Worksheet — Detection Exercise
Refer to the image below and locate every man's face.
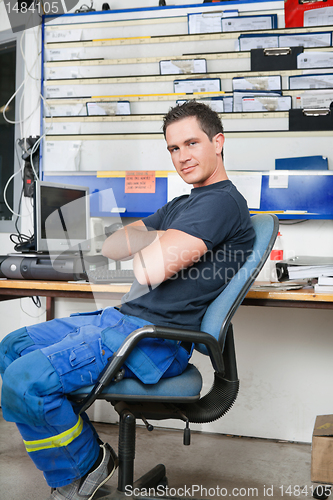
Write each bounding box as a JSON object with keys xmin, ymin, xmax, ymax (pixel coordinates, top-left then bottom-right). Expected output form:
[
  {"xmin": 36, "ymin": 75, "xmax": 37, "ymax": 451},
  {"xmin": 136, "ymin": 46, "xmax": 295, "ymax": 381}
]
[{"xmin": 165, "ymin": 116, "xmax": 224, "ymax": 188}]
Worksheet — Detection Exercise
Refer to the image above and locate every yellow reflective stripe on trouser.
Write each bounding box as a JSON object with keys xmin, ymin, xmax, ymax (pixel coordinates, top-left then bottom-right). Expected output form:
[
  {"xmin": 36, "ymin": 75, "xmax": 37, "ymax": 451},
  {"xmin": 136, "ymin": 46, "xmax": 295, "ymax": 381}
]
[{"xmin": 23, "ymin": 416, "xmax": 84, "ymax": 453}]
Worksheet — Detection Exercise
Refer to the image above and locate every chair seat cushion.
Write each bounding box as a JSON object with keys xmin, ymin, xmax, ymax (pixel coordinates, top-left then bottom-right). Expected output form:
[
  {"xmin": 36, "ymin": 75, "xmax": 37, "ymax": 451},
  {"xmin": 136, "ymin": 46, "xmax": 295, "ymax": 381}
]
[{"xmin": 71, "ymin": 363, "xmax": 202, "ymax": 402}]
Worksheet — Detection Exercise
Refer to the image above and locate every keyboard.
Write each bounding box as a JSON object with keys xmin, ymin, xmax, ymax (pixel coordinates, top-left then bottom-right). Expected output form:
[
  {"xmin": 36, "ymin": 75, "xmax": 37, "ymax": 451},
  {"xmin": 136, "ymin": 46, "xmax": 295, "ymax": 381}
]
[{"xmin": 86, "ymin": 268, "xmax": 135, "ymax": 284}]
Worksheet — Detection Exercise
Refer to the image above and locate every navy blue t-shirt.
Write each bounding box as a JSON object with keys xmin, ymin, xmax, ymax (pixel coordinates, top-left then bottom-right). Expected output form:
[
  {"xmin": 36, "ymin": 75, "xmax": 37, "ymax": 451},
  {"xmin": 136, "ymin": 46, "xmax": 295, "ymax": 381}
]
[{"xmin": 120, "ymin": 180, "xmax": 255, "ymax": 330}]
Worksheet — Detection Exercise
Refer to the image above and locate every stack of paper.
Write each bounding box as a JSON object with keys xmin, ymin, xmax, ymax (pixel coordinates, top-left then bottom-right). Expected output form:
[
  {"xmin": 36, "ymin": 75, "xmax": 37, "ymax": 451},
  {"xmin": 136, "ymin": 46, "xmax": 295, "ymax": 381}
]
[
  {"xmin": 314, "ymin": 275, "xmax": 333, "ymax": 293},
  {"xmin": 284, "ymin": 256, "xmax": 333, "ymax": 292},
  {"xmin": 251, "ymin": 281, "xmax": 307, "ymax": 291},
  {"xmin": 288, "ymin": 265, "xmax": 333, "ymax": 280}
]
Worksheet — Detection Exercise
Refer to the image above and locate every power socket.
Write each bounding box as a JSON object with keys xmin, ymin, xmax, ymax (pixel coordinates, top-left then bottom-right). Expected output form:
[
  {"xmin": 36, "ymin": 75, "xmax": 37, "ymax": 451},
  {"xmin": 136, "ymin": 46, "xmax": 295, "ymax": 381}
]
[
  {"xmin": 23, "ymin": 164, "xmax": 35, "ymax": 198},
  {"xmin": 18, "ymin": 136, "xmax": 40, "ymax": 197}
]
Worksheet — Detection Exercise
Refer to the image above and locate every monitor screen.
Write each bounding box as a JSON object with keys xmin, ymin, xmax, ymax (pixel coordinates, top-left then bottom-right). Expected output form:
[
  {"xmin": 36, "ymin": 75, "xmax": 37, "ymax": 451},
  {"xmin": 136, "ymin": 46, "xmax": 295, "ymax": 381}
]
[{"xmin": 34, "ymin": 181, "xmax": 91, "ymax": 254}]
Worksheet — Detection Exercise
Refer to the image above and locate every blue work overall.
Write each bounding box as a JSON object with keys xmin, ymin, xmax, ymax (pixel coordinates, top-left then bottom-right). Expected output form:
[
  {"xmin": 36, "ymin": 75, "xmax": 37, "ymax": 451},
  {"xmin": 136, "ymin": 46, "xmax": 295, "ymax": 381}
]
[{"xmin": 0, "ymin": 307, "xmax": 190, "ymax": 488}]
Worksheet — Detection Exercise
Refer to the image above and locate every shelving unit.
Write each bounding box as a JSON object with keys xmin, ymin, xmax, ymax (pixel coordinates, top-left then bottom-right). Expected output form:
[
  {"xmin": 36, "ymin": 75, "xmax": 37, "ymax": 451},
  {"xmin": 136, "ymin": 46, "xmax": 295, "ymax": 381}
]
[{"xmin": 41, "ymin": 1, "xmax": 333, "ymax": 218}]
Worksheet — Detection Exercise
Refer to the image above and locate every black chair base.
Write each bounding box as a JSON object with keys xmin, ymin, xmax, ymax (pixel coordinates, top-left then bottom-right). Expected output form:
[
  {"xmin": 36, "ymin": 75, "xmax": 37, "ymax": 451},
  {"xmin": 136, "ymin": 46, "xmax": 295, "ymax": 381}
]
[{"xmin": 93, "ymin": 463, "xmax": 167, "ymax": 500}]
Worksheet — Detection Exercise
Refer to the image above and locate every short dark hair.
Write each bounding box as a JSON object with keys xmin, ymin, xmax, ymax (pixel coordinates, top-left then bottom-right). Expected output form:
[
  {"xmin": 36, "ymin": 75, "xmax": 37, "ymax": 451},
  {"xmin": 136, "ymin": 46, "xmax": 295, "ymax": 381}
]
[{"xmin": 162, "ymin": 100, "xmax": 224, "ymax": 140}]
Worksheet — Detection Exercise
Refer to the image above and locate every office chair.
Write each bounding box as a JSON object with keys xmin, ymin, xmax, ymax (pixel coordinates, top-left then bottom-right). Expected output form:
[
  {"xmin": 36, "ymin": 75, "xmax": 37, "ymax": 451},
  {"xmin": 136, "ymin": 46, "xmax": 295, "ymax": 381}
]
[{"xmin": 72, "ymin": 213, "xmax": 279, "ymax": 499}]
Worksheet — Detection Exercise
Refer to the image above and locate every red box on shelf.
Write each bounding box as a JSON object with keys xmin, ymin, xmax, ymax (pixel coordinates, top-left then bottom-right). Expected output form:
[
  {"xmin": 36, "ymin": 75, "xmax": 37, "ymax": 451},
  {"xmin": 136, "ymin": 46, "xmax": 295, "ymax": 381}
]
[{"xmin": 285, "ymin": 0, "xmax": 333, "ymax": 28}]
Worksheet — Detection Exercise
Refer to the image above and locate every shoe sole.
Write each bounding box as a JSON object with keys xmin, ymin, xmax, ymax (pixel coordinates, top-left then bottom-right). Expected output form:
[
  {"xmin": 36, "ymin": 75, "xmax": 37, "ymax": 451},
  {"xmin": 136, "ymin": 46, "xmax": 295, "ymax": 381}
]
[{"xmin": 88, "ymin": 446, "xmax": 119, "ymax": 500}]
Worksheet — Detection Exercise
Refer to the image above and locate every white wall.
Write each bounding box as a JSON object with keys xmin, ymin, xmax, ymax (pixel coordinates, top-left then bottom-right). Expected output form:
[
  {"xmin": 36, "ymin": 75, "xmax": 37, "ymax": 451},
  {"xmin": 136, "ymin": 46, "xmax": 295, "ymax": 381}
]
[{"xmin": 0, "ymin": 1, "xmax": 332, "ymax": 444}]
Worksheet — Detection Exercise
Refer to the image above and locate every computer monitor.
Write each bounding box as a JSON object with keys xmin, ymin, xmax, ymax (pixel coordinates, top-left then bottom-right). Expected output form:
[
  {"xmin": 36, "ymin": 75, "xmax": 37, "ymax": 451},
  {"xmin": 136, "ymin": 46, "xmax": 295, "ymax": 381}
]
[{"xmin": 34, "ymin": 180, "xmax": 91, "ymax": 254}]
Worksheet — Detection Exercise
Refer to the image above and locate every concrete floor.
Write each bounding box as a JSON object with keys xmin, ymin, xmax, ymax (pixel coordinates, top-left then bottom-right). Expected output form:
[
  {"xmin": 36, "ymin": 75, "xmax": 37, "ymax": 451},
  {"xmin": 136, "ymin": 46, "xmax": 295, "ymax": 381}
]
[{"xmin": 0, "ymin": 409, "xmax": 319, "ymax": 500}]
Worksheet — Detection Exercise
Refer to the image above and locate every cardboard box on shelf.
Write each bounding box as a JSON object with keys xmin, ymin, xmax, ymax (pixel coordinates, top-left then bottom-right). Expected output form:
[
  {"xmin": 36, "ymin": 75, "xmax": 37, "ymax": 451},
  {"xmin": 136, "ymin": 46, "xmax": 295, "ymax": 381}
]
[{"xmin": 311, "ymin": 415, "xmax": 333, "ymax": 484}]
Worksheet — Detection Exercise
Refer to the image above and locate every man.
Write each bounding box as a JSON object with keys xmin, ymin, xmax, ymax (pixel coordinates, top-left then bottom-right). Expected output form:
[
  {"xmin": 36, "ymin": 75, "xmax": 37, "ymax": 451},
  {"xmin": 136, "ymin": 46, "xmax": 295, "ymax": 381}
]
[{"xmin": 0, "ymin": 101, "xmax": 255, "ymax": 500}]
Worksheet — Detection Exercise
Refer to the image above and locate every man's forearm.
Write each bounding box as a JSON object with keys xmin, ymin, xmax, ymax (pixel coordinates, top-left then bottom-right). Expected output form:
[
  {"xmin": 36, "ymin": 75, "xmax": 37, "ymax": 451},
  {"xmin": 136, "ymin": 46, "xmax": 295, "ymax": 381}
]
[{"xmin": 102, "ymin": 224, "xmax": 163, "ymax": 261}]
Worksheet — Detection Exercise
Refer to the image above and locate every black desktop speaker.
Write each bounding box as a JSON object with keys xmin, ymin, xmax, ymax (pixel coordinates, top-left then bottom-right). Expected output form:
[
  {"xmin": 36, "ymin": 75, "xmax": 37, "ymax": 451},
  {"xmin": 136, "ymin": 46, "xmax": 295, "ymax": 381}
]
[
  {"xmin": 0, "ymin": 255, "xmax": 85, "ymax": 281},
  {"xmin": 0, "ymin": 256, "xmax": 9, "ymax": 278}
]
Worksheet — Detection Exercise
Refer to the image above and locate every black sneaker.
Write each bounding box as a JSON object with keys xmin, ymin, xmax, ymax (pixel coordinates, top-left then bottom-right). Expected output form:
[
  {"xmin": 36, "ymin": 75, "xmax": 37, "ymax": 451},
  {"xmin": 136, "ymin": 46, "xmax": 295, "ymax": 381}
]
[{"xmin": 48, "ymin": 443, "xmax": 118, "ymax": 500}]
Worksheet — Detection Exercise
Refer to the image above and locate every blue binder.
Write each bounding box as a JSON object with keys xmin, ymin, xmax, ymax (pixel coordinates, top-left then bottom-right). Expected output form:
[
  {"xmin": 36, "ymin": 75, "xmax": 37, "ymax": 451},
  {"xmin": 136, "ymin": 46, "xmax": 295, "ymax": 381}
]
[{"xmin": 275, "ymin": 156, "xmax": 328, "ymax": 170}]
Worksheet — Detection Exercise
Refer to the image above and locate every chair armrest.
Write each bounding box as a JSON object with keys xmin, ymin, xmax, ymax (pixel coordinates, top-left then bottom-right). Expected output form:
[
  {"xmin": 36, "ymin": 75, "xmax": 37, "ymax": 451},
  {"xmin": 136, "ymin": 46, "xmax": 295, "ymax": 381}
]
[{"xmin": 77, "ymin": 324, "xmax": 224, "ymax": 414}]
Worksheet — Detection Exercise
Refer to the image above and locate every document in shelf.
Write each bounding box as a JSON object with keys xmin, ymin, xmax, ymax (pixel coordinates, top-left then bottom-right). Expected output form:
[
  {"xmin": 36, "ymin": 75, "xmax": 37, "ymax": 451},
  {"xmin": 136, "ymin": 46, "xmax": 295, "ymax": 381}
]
[
  {"xmin": 297, "ymin": 52, "xmax": 333, "ymax": 69},
  {"xmin": 289, "ymin": 73, "xmax": 333, "ymax": 90},
  {"xmin": 173, "ymin": 78, "xmax": 221, "ymax": 94},
  {"xmin": 159, "ymin": 59, "xmax": 207, "ymax": 75},
  {"xmin": 233, "ymin": 90, "xmax": 281, "ymax": 112},
  {"xmin": 295, "ymin": 90, "xmax": 333, "ymax": 109},
  {"xmin": 222, "ymin": 14, "xmax": 277, "ymax": 32},
  {"xmin": 44, "ymin": 141, "xmax": 82, "ymax": 172},
  {"xmin": 177, "ymin": 97, "xmax": 224, "ymax": 112},
  {"xmin": 44, "ymin": 28, "xmax": 83, "ymax": 43},
  {"xmin": 187, "ymin": 11, "xmax": 238, "ymax": 34},
  {"xmin": 238, "ymin": 34, "xmax": 279, "ymax": 51},
  {"xmin": 242, "ymin": 95, "xmax": 292, "ymax": 112},
  {"xmin": 86, "ymin": 101, "xmax": 131, "ymax": 116},
  {"xmin": 278, "ymin": 32, "xmax": 332, "ymax": 48},
  {"xmin": 45, "ymin": 102, "xmax": 87, "ymax": 117},
  {"xmin": 232, "ymin": 75, "xmax": 282, "ymax": 91},
  {"xmin": 223, "ymin": 95, "xmax": 233, "ymax": 112},
  {"xmin": 304, "ymin": 6, "xmax": 333, "ymax": 27}
]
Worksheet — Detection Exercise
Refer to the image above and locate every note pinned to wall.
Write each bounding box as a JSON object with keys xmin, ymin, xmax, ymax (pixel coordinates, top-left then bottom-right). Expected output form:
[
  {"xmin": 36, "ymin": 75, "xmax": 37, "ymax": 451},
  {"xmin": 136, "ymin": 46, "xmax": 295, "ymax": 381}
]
[
  {"xmin": 228, "ymin": 173, "xmax": 262, "ymax": 209},
  {"xmin": 167, "ymin": 173, "xmax": 191, "ymax": 201},
  {"xmin": 125, "ymin": 171, "xmax": 156, "ymax": 193},
  {"xmin": 269, "ymin": 172, "xmax": 289, "ymax": 189}
]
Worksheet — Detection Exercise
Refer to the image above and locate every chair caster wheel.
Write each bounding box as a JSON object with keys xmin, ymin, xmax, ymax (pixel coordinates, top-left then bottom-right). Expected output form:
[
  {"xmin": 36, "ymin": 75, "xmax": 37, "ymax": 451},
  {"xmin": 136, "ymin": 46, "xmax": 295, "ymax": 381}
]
[{"xmin": 313, "ymin": 485, "xmax": 332, "ymax": 499}]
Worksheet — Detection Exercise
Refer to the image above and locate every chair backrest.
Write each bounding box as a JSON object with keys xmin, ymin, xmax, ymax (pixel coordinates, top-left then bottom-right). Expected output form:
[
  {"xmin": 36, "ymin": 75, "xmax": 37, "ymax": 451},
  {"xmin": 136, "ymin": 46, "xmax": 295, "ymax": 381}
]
[{"xmin": 197, "ymin": 214, "xmax": 279, "ymax": 354}]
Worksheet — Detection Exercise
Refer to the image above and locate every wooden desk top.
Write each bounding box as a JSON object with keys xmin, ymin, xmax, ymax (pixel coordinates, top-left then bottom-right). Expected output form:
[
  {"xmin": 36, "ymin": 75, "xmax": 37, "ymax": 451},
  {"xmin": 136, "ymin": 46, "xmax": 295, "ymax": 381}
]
[
  {"xmin": 246, "ymin": 286, "xmax": 333, "ymax": 303},
  {"xmin": 0, "ymin": 279, "xmax": 332, "ymax": 309},
  {"xmin": 0, "ymin": 279, "xmax": 130, "ymax": 295}
]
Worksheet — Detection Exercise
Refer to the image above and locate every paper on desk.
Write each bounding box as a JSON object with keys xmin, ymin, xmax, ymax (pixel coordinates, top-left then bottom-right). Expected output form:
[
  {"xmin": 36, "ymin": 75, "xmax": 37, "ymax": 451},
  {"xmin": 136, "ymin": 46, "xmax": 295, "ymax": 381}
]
[
  {"xmin": 304, "ymin": 6, "xmax": 333, "ymax": 27},
  {"xmin": 297, "ymin": 52, "xmax": 333, "ymax": 69},
  {"xmin": 228, "ymin": 173, "xmax": 262, "ymax": 209},
  {"xmin": 279, "ymin": 32, "xmax": 332, "ymax": 48},
  {"xmin": 251, "ymin": 281, "xmax": 306, "ymax": 291},
  {"xmin": 289, "ymin": 73, "xmax": 333, "ymax": 90}
]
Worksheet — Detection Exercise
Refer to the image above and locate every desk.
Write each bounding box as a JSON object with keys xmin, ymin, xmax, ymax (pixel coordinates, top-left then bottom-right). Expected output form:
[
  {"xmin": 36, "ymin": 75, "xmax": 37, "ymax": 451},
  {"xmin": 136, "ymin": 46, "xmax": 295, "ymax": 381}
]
[
  {"xmin": 244, "ymin": 286, "xmax": 333, "ymax": 310},
  {"xmin": 0, "ymin": 280, "xmax": 332, "ymax": 321},
  {"xmin": 0, "ymin": 280, "xmax": 130, "ymax": 321}
]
